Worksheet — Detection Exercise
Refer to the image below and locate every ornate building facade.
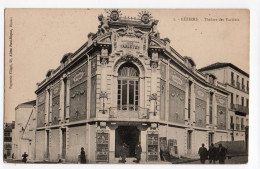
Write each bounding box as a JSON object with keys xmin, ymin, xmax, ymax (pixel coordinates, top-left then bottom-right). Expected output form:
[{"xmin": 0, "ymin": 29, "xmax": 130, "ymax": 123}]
[{"xmin": 35, "ymin": 10, "xmax": 230, "ymax": 163}]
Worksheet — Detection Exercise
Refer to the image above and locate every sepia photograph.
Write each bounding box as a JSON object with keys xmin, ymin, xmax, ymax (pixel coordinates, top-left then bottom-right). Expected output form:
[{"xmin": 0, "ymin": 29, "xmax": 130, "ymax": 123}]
[{"xmin": 3, "ymin": 8, "xmax": 250, "ymax": 165}]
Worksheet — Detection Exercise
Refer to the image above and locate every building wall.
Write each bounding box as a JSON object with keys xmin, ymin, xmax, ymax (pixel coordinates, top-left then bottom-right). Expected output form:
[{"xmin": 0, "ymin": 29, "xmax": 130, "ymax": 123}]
[
  {"xmin": 66, "ymin": 125, "xmax": 87, "ymax": 163},
  {"xmin": 35, "ymin": 130, "xmax": 45, "ymax": 160},
  {"xmin": 49, "ymin": 129, "xmax": 60, "ymax": 162}
]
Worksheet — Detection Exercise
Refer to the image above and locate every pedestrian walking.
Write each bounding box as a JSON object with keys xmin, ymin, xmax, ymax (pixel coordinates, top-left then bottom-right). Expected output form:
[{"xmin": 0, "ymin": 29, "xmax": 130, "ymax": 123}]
[
  {"xmin": 217, "ymin": 144, "xmax": 227, "ymax": 164},
  {"xmin": 22, "ymin": 152, "xmax": 28, "ymax": 163},
  {"xmin": 198, "ymin": 143, "xmax": 208, "ymax": 164},
  {"xmin": 208, "ymin": 143, "xmax": 217, "ymax": 164},
  {"xmin": 80, "ymin": 147, "xmax": 87, "ymax": 164},
  {"xmin": 120, "ymin": 143, "xmax": 127, "ymax": 163},
  {"xmin": 135, "ymin": 142, "xmax": 142, "ymax": 163}
]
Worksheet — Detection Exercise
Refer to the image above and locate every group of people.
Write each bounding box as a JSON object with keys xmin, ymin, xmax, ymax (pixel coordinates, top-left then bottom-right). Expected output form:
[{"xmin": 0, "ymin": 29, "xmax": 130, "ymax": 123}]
[
  {"xmin": 120, "ymin": 142, "xmax": 142, "ymax": 163},
  {"xmin": 198, "ymin": 143, "xmax": 227, "ymax": 164}
]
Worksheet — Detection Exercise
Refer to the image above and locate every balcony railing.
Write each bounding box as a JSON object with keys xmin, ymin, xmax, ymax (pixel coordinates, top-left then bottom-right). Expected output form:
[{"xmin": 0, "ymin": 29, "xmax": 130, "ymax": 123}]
[
  {"xmin": 230, "ymin": 104, "xmax": 249, "ymax": 114},
  {"xmin": 109, "ymin": 105, "xmax": 149, "ymax": 119},
  {"xmin": 236, "ymin": 124, "xmax": 240, "ymax": 130},
  {"xmin": 236, "ymin": 82, "xmax": 240, "ymax": 90},
  {"xmin": 241, "ymin": 124, "xmax": 245, "ymax": 130},
  {"xmin": 242, "ymin": 85, "xmax": 245, "ymax": 91},
  {"xmin": 230, "ymin": 123, "xmax": 234, "ymax": 130},
  {"xmin": 231, "ymin": 80, "xmax": 235, "ymax": 87}
]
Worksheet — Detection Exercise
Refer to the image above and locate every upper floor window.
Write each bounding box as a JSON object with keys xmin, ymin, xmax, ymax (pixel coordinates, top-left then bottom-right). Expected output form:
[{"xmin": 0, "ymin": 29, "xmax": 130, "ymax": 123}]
[
  {"xmin": 247, "ymin": 81, "xmax": 249, "ymax": 92},
  {"xmin": 236, "ymin": 95, "xmax": 239, "ymax": 104},
  {"xmin": 117, "ymin": 63, "xmax": 139, "ymax": 111},
  {"xmin": 246, "ymin": 99, "xmax": 249, "ymax": 107},
  {"xmin": 231, "ymin": 72, "xmax": 235, "ymax": 86},
  {"xmin": 230, "ymin": 93, "xmax": 233, "ymax": 104},
  {"xmin": 188, "ymin": 81, "xmax": 192, "ymax": 119},
  {"xmin": 241, "ymin": 97, "xmax": 244, "ymax": 106},
  {"xmin": 209, "ymin": 92, "xmax": 213, "ymax": 124}
]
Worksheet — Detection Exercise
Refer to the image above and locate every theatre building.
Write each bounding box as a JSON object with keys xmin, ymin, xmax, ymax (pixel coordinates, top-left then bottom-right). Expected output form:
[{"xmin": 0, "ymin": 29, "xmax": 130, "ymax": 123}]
[{"xmin": 35, "ymin": 11, "xmax": 230, "ymax": 163}]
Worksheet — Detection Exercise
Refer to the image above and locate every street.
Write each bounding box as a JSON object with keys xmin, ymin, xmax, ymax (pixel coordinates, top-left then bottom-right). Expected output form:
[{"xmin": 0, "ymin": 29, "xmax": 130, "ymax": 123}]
[{"xmin": 184, "ymin": 155, "xmax": 248, "ymax": 164}]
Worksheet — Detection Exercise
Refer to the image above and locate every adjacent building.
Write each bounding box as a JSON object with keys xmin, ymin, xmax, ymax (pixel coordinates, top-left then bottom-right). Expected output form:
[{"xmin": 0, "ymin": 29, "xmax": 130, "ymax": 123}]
[
  {"xmin": 4, "ymin": 122, "xmax": 15, "ymax": 159},
  {"xmin": 12, "ymin": 100, "xmax": 36, "ymax": 161},
  {"xmin": 34, "ymin": 11, "xmax": 236, "ymax": 163},
  {"xmin": 199, "ymin": 62, "xmax": 249, "ymax": 154}
]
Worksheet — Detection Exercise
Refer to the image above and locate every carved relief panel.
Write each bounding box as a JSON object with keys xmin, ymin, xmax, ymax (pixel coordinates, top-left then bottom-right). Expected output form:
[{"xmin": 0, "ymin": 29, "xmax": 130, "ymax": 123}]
[
  {"xmin": 195, "ymin": 98, "xmax": 207, "ymax": 128},
  {"xmin": 216, "ymin": 94, "xmax": 227, "ymax": 107},
  {"xmin": 168, "ymin": 84, "xmax": 185, "ymax": 124},
  {"xmin": 70, "ymin": 64, "xmax": 88, "ymax": 89},
  {"xmin": 194, "ymin": 84, "xmax": 209, "ymax": 101},
  {"xmin": 37, "ymin": 92, "xmax": 46, "ymax": 127},
  {"xmin": 160, "ymin": 62, "xmax": 166, "ymax": 80},
  {"xmin": 169, "ymin": 68, "xmax": 186, "ymax": 91},
  {"xmin": 217, "ymin": 105, "xmax": 227, "ymax": 130},
  {"xmin": 70, "ymin": 81, "xmax": 87, "ymax": 122},
  {"xmin": 194, "ymin": 84, "xmax": 208, "ymax": 128},
  {"xmin": 112, "ymin": 26, "xmax": 148, "ymax": 56}
]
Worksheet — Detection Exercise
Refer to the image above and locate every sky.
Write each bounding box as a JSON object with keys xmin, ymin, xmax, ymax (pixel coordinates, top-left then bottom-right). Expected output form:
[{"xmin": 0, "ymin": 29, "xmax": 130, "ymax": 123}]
[{"xmin": 4, "ymin": 9, "xmax": 249, "ymax": 122}]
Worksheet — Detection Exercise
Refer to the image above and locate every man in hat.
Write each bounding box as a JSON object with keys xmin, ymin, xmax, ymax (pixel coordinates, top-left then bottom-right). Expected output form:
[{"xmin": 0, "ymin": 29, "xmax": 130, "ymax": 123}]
[
  {"xmin": 135, "ymin": 142, "xmax": 142, "ymax": 163},
  {"xmin": 208, "ymin": 143, "xmax": 217, "ymax": 164},
  {"xmin": 80, "ymin": 147, "xmax": 87, "ymax": 164},
  {"xmin": 120, "ymin": 143, "xmax": 127, "ymax": 163},
  {"xmin": 218, "ymin": 144, "xmax": 227, "ymax": 164},
  {"xmin": 198, "ymin": 143, "xmax": 208, "ymax": 164},
  {"xmin": 22, "ymin": 152, "xmax": 28, "ymax": 163}
]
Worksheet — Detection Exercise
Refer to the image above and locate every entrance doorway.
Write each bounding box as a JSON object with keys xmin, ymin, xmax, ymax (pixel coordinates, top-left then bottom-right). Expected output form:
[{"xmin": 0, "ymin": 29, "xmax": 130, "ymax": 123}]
[{"xmin": 115, "ymin": 126, "xmax": 140, "ymax": 157}]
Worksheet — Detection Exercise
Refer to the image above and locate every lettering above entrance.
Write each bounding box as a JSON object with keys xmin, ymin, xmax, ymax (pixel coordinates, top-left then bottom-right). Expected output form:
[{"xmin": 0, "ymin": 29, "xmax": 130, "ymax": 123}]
[{"xmin": 112, "ymin": 26, "xmax": 148, "ymax": 55}]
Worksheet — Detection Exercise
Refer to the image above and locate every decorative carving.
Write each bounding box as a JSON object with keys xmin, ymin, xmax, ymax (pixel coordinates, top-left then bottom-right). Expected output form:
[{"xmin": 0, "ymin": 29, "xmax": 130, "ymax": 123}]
[
  {"xmin": 138, "ymin": 11, "xmax": 153, "ymax": 24},
  {"xmin": 100, "ymin": 57, "xmax": 109, "ymax": 65},
  {"xmin": 116, "ymin": 26, "xmax": 144, "ymax": 38},
  {"xmin": 149, "ymin": 93, "xmax": 158, "ymax": 101},
  {"xmin": 150, "ymin": 20, "xmax": 160, "ymax": 38},
  {"xmin": 70, "ymin": 64, "xmax": 88, "ymax": 88},
  {"xmin": 195, "ymin": 98, "xmax": 206, "ymax": 128},
  {"xmin": 160, "ymin": 62, "xmax": 166, "ymax": 80},
  {"xmin": 169, "ymin": 68, "xmax": 186, "ymax": 91},
  {"xmin": 105, "ymin": 9, "xmax": 121, "ymax": 21},
  {"xmin": 99, "ymin": 91, "xmax": 108, "ymax": 99},
  {"xmin": 217, "ymin": 105, "xmax": 226, "ymax": 130},
  {"xmin": 150, "ymin": 60, "xmax": 159, "ymax": 69},
  {"xmin": 70, "ymin": 82, "xmax": 87, "ymax": 122},
  {"xmin": 98, "ymin": 14, "xmax": 109, "ymax": 35},
  {"xmin": 71, "ymin": 88, "xmax": 86, "ymax": 100},
  {"xmin": 216, "ymin": 94, "xmax": 227, "ymax": 107},
  {"xmin": 91, "ymin": 58, "xmax": 97, "ymax": 77}
]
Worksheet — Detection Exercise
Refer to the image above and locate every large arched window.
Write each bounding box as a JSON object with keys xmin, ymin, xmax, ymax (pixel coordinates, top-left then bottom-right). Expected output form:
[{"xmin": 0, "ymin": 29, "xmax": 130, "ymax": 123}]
[{"xmin": 117, "ymin": 63, "xmax": 139, "ymax": 111}]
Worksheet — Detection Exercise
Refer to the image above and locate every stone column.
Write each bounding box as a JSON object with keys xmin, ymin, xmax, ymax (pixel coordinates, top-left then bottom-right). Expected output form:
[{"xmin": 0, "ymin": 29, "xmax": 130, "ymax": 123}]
[
  {"xmin": 109, "ymin": 125, "xmax": 117, "ymax": 163},
  {"xmin": 99, "ymin": 47, "xmax": 109, "ymax": 114},
  {"xmin": 45, "ymin": 87, "xmax": 50, "ymax": 125},
  {"xmin": 59, "ymin": 77, "xmax": 64, "ymax": 121},
  {"xmin": 206, "ymin": 91, "xmax": 210, "ymax": 126},
  {"xmin": 149, "ymin": 50, "xmax": 159, "ymax": 119},
  {"xmin": 191, "ymin": 81, "xmax": 196, "ymax": 124},
  {"xmin": 184, "ymin": 79, "xmax": 189, "ymax": 122},
  {"xmin": 49, "ymin": 86, "xmax": 53, "ymax": 124},
  {"xmin": 65, "ymin": 74, "xmax": 70, "ymax": 120},
  {"xmin": 213, "ymin": 92, "xmax": 217, "ymax": 127}
]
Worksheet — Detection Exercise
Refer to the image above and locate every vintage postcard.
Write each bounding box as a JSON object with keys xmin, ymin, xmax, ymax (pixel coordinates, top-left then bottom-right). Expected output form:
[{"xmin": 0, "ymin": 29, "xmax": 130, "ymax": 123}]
[{"xmin": 4, "ymin": 9, "xmax": 249, "ymax": 164}]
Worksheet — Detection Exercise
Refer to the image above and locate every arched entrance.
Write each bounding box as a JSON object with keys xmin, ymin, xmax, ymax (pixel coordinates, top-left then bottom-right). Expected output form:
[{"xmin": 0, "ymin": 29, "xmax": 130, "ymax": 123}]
[{"xmin": 115, "ymin": 126, "xmax": 140, "ymax": 157}]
